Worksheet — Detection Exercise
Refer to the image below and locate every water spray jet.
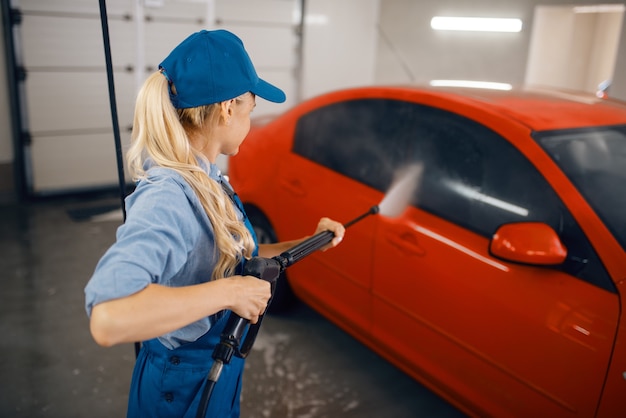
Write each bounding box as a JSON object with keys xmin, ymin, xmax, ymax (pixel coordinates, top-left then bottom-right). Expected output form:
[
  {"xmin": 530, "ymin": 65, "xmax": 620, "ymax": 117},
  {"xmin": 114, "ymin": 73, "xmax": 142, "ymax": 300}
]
[{"xmin": 281, "ymin": 163, "xmax": 423, "ymax": 264}]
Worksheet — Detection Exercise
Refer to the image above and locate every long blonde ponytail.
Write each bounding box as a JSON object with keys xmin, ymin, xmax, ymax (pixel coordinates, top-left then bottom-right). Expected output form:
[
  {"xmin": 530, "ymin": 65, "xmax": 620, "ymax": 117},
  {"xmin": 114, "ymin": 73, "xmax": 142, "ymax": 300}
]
[{"xmin": 126, "ymin": 71, "xmax": 255, "ymax": 281}]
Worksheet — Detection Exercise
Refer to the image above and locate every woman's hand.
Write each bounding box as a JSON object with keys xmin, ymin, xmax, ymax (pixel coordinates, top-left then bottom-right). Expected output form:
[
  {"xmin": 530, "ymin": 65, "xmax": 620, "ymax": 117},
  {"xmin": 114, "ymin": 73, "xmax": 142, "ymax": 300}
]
[
  {"xmin": 314, "ymin": 217, "xmax": 345, "ymax": 251},
  {"xmin": 226, "ymin": 275, "xmax": 272, "ymax": 324},
  {"xmin": 257, "ymin": 216, "xmax": 346, "ymax": 258}
]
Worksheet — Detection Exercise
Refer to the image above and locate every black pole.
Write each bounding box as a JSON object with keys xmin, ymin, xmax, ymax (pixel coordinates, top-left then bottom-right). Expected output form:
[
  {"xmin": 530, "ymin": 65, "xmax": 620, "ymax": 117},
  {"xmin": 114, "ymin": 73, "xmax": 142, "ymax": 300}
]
[
  {"xmin": 98, "ymin": 0, "xmax": 127, "ymax": 221},
  {"xmin": 98, "ymin": 0, "xmax": 138, "ymax": 357},
  {"xmin": 2, "ymin": 1, "xmax": 28, "ymax": 200}
]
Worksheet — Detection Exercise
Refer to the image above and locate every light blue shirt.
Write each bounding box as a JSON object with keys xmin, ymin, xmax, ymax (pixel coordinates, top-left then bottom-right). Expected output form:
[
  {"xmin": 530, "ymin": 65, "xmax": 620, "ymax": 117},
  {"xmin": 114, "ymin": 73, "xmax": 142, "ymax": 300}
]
[{"xmin": 84, "ymin": 162, "xmax": 247, "ymax": 349}]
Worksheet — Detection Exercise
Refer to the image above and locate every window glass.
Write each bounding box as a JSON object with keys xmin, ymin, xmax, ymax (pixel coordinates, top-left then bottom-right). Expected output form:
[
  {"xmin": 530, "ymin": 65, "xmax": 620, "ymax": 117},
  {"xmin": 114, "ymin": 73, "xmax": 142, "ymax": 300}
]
[
  {"xmin": 293, "ymin": 98, "xmax": 614, "ymax": 292},
  {"xmin": 534, "ymin": 125, "xmax": 626, "ymax": 251},
  {"xmin": 293, "ymin": 99, "xmax": 399, "ymax": 192}
]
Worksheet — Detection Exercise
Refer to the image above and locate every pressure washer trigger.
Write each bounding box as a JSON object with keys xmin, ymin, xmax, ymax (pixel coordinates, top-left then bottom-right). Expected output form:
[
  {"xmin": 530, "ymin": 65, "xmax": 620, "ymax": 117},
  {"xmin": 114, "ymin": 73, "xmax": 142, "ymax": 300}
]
[{"xmin": 236, "ymin": 256, "xmax": 283, "ymax": 358}]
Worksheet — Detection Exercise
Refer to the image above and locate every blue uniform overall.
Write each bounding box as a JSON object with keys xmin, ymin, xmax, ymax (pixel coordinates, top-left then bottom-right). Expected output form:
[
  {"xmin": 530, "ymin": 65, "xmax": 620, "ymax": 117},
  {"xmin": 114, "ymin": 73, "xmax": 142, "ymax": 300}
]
[
  {"xmin": 128, "ymin": 311, "xmax": 245, "ymax": 417},
  {"xmin": 85, "ymin": 161, "xmax": 258, "ymax": 418}
]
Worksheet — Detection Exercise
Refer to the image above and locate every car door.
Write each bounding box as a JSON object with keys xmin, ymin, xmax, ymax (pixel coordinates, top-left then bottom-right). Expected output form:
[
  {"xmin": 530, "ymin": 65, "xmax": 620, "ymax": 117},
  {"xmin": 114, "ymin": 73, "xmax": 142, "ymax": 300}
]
[
  {"xmin": 273, "ymin": 98, "xmax": 400, "ymax": 336},
  {"xmin": 369, "ymin": 102, "xmax": 620, "ymax": 417}
]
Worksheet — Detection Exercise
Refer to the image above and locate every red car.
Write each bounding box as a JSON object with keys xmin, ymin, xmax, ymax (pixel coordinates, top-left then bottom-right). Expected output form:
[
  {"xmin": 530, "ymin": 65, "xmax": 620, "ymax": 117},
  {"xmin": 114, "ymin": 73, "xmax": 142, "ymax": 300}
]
[{"xmin": 228, "ymin": 86, "xmax": 626, "ymax": 418}]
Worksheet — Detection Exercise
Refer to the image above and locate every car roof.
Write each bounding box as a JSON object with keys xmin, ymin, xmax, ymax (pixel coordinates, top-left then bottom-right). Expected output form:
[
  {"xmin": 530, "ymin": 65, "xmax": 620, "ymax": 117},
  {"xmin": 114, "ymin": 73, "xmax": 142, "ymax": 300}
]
[
  {"xmin": 439, "ymin": 86, "xmax": 626, "ymax": 131},
  {"xmin": 320, "ymin": 85, "xmax": 626, "ymax": 132}
]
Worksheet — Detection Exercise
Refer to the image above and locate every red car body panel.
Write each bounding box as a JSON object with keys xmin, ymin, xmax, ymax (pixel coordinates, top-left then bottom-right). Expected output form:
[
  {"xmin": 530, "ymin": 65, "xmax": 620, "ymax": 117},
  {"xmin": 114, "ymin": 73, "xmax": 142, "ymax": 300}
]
[{"xmin": 229, "ymin": 86, "xmax": 626, "ymax": 417}]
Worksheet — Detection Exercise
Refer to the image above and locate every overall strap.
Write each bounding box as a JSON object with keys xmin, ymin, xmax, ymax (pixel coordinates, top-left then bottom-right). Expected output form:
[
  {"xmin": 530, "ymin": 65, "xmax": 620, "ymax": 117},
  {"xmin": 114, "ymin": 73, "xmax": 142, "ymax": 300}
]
[{"xmin": 219, "ymin": 177, "xmax": 259, "ymax": 259}]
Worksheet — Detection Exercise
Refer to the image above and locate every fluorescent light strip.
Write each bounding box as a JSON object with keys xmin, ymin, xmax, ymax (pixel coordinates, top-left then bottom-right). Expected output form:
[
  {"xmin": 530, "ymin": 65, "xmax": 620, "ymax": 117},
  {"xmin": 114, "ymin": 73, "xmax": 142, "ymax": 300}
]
[
  {"xmin": 431, "ymin": 17, "xmax": 522, "ymax": 32},
  {"xmin": 305, "ymin": 14, "xmax": 329, "ymax": 25},
  {"xmin": 430, "ymin": 80, "xmax": 512, "ymax": 90},
  {"xmin": 574, "ymin": 4, "xmax": 625, "ymax": 13}
]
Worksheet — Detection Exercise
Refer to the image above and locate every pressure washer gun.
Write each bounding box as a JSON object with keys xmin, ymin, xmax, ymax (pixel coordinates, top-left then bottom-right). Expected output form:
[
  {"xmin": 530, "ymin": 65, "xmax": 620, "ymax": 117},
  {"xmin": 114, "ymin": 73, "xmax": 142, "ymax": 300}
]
[{"xmin": 196, "ymin": 206, "xmax": 379, "ymax": 418}]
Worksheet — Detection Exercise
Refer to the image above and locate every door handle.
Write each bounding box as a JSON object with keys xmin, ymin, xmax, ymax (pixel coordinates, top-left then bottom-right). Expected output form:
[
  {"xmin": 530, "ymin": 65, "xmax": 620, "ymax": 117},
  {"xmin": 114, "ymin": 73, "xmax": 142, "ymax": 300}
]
[
  {"xmin": 279, "ymin": 178, "xmax": 306, "ymax": 197},
  {"xmin": 385, "ymin": 231, "xmax": 426, "ymax": 256}
]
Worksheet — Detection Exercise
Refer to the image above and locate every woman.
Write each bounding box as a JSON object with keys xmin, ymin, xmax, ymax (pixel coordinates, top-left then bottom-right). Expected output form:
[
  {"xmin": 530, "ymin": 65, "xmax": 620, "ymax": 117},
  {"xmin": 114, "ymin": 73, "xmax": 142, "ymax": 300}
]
[{"xmin": 85, "ymin": 29, "xmax": 345, "ymax": 417}]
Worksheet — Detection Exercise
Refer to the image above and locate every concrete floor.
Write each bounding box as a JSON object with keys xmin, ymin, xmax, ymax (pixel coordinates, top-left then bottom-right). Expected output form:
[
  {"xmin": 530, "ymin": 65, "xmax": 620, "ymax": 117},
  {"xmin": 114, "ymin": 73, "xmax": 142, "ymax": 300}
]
[{"xmin": 0, "ymin": 194, "xmax": 466, "ymax": 418}]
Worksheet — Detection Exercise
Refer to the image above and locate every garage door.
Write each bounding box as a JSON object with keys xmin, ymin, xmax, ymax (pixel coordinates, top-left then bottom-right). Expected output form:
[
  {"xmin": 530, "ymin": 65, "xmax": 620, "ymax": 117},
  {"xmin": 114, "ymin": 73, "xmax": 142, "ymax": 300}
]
[{"xmin": 10, "ymin": 0, "xmax": 300, "ymax": 195}]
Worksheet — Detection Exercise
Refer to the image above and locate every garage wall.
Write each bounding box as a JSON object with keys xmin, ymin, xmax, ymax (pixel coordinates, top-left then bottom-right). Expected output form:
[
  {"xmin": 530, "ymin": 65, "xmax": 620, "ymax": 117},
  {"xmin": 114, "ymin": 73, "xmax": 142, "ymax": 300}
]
[
  {"xmin": 300, "ymin": 0, "xmax": 380, "ymax": 99},
  {"xmin": 375, "ymin": 0, "xmax": 532, "ymax": 86},
  {"xmin": 612, "ymin": 16, "xmax": 626, "ymax": 99},
  {"xmin": 375, "ymin": 0, "xmax": 626, "ymax": 97},
  {"xmin": 525, "ymin": 5, "xmax": 623, "ymax": 93}
]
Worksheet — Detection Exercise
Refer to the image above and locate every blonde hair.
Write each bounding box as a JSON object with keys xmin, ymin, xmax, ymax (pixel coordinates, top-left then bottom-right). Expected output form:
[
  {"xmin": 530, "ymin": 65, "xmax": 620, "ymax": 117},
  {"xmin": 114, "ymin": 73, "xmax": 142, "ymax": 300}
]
[{"xmin": 126, "ymin": 71, "xmax": 255, "ymax": 281}]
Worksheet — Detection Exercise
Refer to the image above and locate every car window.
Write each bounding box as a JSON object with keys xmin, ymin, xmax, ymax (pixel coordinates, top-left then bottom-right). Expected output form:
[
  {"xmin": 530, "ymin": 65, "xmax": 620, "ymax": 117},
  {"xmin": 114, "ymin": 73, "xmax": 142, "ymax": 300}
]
[
  {"xmin": 293, "ymin": 98, "xmax": 614, "ymax": 293},
  {"xmin": 534, "ymin": 125, "xmax": 626, "ymax": 252},
  {"xmin": 293, "ymin": 99, "xmax": 399, "ymax": 192}
]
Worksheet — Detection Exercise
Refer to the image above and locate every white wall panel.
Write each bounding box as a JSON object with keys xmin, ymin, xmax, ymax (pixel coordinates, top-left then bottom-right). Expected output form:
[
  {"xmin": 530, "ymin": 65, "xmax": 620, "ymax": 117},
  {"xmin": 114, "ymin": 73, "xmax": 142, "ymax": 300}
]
[
  {"xmin": 301, "ymin": 0, "xmax": 380, "ymax": 99},
  {"xmin": 216, "ymin": 0, "xmax": 295, "ymax": 24},
  {"xmin": 143, "ymin": 22, "xmax": 206, "ymax": 69},
  {"xmin": 31, "ymin": 132, "xmax": 128, "ymax": 192},
  {"xmin": 25, "ymin": 72, "xmax": 135, "ymax": 133},
  {"xmin": 524, "ymin": 7, "xmax": 574, "ymax": 90},
  {"xmin": 610, "ymin": 16, "xmax": 626, "ymax": 99},
  {"xmin": 221, "ymin": 26, "xmax": 297, "ymax": 69},
  {"xmin": 525, "ymin": 5, "xmax": 623, "ymax": 94},
  {"xmin": 13, "ymin": 0, "xmax": 300, "ymax": 194},
  {"xmin": 583, "ymin": 12, "xmax": 623, "ymax": 93},
  {"xmin": 18, "ymin": 0, "xmax": 129, "ymax": 15},
  {"xmin": 142, "ymin": 1, "xmax": 209, "ymax": 20},
  {"xmin": 21, "ymin": 16, "xmax": 134, "ymax": 68},
  {"xmin": 15, "ymin": 1, "xmax": 136, "ymax": 193}
]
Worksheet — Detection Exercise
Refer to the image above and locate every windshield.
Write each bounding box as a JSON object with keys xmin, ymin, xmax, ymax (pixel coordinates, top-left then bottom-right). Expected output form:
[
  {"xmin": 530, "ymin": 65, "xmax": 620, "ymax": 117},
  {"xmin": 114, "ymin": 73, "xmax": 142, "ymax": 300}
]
[{"xmin": 534, "ymin": 125, "xmax": 626, "ymax": 251}]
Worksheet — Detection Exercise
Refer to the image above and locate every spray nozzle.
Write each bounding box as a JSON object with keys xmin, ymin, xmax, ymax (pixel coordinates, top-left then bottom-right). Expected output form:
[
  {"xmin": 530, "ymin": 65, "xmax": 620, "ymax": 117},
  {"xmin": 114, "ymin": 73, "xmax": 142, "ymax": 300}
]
[
  {"xmin": 277, "ymin": 205, "xmax": 377, "ymax": 267},
  {"xmin": 343, "ymin": 205, "xmax": 379, "ymax": 228},
  {"xmin": 279, "ymin": 163, "xmax": 423, "ymax": 267}
]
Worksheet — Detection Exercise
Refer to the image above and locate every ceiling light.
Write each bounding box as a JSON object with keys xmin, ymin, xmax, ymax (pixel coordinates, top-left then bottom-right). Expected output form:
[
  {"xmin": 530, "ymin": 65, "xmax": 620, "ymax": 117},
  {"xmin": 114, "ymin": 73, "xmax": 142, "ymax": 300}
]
[
  {"xmin": 573, "ymin": 4, "xmax": 625, "ymax": 13},
  {"xmin": 430, "ymin": 80, "xmax": 513, "ymax": 90},
  {"xmin": 431, "ymin": 17, "xmax": 523, "ymax": 32},
  {"xmin": 305, "ymin": 14, "xmax": 329, "ymax": 25}
]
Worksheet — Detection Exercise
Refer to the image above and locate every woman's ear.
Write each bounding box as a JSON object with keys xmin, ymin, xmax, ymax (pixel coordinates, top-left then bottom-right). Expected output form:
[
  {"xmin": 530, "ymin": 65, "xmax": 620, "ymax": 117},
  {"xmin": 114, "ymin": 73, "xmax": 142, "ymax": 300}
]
[{"xmin": 219, "ymin": 99, "xmax": 234, "ymax": 125}]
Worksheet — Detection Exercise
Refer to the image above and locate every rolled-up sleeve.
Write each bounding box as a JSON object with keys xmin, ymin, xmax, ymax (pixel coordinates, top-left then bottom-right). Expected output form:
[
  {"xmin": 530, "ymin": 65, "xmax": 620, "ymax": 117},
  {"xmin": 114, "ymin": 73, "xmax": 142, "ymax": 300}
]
[{"xmin": 84, "ymin": 176, "xmax": 199, "ymax": 316}]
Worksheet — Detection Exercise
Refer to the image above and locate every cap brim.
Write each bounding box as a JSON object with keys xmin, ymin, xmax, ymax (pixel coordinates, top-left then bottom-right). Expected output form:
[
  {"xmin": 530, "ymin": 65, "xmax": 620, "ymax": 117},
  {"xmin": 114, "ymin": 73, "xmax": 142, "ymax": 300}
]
[{"xmin": 252, "ymin": 78, "xmax": 286, "ymax": 103}]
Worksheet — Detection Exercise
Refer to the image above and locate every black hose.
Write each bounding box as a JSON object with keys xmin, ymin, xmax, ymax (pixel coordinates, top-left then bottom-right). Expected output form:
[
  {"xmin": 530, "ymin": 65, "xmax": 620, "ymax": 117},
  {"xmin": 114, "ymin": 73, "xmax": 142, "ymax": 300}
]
[
  {"xmin": 196, "ymin": 360, "xmax": 223, "ymax": 418},
  {"xmin": 196, "ymin": 381, "xmax": 216, "ymax": 418}
]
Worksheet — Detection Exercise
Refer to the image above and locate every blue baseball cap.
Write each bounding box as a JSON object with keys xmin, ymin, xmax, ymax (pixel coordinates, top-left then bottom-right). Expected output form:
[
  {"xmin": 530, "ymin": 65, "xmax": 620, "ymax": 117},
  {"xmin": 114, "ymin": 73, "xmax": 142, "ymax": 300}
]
[{"xmin": 159, "ymin": 30, "xmax": 286, "ymax": 109}]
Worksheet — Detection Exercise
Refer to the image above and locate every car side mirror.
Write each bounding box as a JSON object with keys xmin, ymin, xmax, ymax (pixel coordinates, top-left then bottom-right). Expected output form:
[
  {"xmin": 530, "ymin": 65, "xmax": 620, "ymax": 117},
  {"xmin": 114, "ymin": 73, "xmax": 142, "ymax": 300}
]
[{"xmin": 489, "ymin": 222, "xmax": 567, "ymax": 266}]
